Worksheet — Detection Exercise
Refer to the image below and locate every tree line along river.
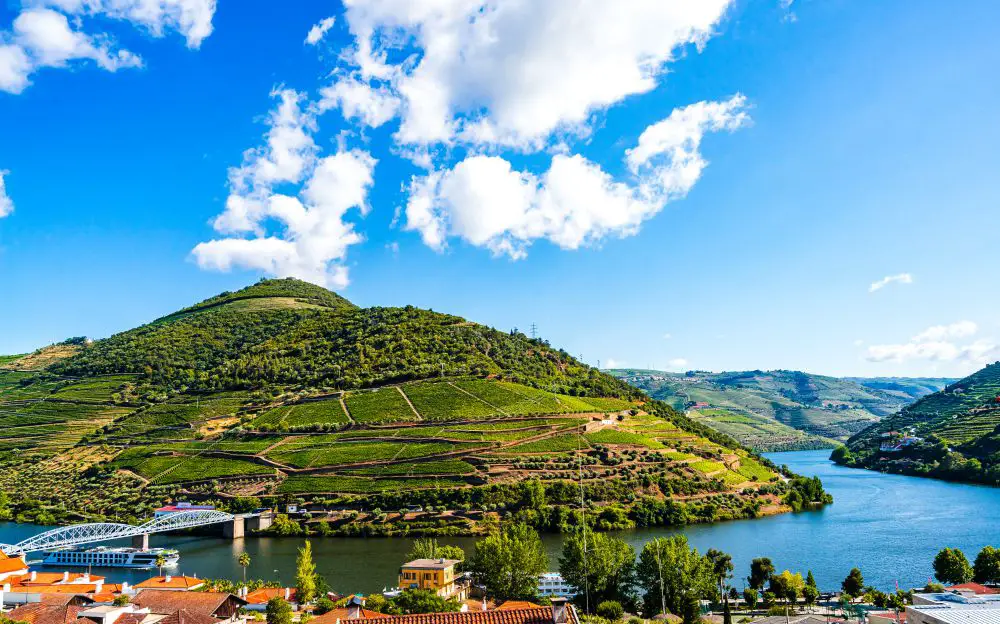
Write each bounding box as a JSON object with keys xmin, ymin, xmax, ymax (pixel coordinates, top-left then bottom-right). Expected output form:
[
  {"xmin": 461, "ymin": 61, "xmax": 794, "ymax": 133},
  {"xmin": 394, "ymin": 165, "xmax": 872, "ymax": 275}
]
[{"xmin": 2, "ymin": 450, "xmax": 999, "ymax": 594}]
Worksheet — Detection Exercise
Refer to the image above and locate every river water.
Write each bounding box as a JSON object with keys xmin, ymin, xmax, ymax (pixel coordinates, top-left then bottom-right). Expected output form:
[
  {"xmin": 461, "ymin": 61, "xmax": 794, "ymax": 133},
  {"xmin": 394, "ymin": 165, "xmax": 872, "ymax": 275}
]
[{"xmin": 2, "ymin": 450, "xmax": 999, "ymax": 594}]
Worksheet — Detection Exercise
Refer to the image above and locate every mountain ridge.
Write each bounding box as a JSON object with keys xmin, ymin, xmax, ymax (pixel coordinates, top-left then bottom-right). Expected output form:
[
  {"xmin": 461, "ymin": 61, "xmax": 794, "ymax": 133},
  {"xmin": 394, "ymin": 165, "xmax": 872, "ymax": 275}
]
[{"xmin": 0, "ymin": 279, "xmax": 829, "ymax": 535}]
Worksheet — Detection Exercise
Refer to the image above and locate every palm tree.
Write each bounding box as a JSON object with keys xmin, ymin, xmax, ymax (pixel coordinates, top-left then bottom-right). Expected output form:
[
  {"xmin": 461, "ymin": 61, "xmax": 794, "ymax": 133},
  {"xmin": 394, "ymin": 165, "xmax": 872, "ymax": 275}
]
[
  {"xmin": 154, "ymin": 554, "xmax": 166, "ymax": 578},
  {"xmin": 238, "ymin": 552, "xmax": 252, "ymax": 584}
]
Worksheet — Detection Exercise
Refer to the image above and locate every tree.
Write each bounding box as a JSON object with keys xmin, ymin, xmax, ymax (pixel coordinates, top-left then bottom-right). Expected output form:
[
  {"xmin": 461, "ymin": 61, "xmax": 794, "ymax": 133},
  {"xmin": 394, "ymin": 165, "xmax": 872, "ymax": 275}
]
[
  {"xmin": 706, "ymin": 549, "xmax": 733, "ymax": 604},
  {"xmin": 238, "ymin": 552, "xmax": 252, "ymax": 584},
  {"xmin": 154, "ymin": 554, "xmax": 166, "ymax": 577},
  {"xmin": 314, "ymin": 598, "xmax": 336, "ymax": 615},
  {"xmin": 934, "ymin": 548, "xmax": 973, "ymax": 585},
  {"xmin": 806, "ymin": 570, "xmax": 817, "ymax": 590},
  {"xmin": 296, "ymin": 540, "xmax": 318, "ymax": 604},
  {"xmin": 596, "ymin": 601, "xmax": 624, "ymax": 621},
  {"xmin": 802, "ymin": 585, "xmax": 819, "ymax": 610},
  {"xmin": 393, "ymin": 589, "xmax": 461, "ymax": 614},
  {"xmin": 406, "ymin": 538, "xmax": 465, "ymax": 563},
  {"xmin": 742, "ymin": 588, "xmax": 758, "ymax": 611},
  {"xmin": 634, "ymin": 535, "xmax": 713, "ymax": 623},
  {"xmin": 112, "ymin": 594, "xmax": 131, "ymax": 607},
  {"xmin": 266, "ymin": 598, "xmax": 292, "ymax": 624},
  {"xmin": 973, "ymin": 546, "xmax": 1000, "ymax": 585},
  {"xmin": 748, "ymin": 558, "xmax": 774, "ymax": 591},
  {"xmin": 469, "ymin": 523, "xmax": 547, "ymax": 601},
  {"xmin": 560, "ymin": 529, "xmax": 636, "ymax": 611},
  {"xmin": 842, "ymin": 568, "xmax": 864, "ymax": 600}
]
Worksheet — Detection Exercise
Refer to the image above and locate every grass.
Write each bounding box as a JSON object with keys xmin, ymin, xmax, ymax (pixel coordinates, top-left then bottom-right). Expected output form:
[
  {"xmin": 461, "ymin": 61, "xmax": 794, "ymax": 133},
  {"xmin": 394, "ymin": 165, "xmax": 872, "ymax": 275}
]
[
  {"xmin": 735, "ymin": 456, "xmax": 776, "ymax": 481},
  {"xmin": 505, "ymin": 434, "xmax": 590, "ymax": 454},
  {"xmin": 345, "ymin": 387, "xmax": 417, "ymax": 423},
  {"xmin": 277, "ymin": 475, "xmax": 467, "ymax": 494},
  {"xmin": 346, "ymin": 459, "xmax": 477, "ymax": 476},
  {"xmin": 112, "ymin": 450, "xmax": 274, "ymax": 483},
  {"xmin": 585, "ymin": 429, "xmax": 665, "ymax": 449},
  {"xmin": 267, "ymin": 441, "xmax": 480, "ymax": 469},
  {"xmin": 689, "ymin": 460, "xmax": 726, "ymax": 475},
  {"xmin": 252, "ymin": 399, "xmax": 349, "ymax": 428},
  {"xmin": 403, "ymin": 382, "xmax": 497, "ymax": 420}
]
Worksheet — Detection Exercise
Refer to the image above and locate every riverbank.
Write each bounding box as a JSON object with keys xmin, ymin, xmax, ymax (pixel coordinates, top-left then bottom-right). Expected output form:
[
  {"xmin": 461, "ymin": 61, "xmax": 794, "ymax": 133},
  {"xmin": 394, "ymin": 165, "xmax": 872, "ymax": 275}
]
[{"xmin": 4, "ymin": 450, "xmax": 999, "ymax": 594}]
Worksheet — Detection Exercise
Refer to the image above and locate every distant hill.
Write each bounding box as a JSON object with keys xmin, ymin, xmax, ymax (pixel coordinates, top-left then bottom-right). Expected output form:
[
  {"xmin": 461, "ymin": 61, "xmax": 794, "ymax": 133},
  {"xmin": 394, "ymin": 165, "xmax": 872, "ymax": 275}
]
[
  {"xmin": 839, "ymin": 362, "xmax": 1000, "ymax": 485},
  {"xmin": 0, "ymin": 279, "xmax": 830, "ymax": 535},
  {"xmin": 611, "ymin": 369, "xmax": 952, "ymax": 452}
]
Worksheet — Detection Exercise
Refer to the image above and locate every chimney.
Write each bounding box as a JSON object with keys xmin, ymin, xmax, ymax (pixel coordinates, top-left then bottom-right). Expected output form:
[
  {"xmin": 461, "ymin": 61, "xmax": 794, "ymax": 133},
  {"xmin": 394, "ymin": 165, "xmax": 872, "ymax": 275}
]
[
  {"xmin": 30, "ymin": 571, "xmax": 37, "ymax": 582},
  {"xmin": 3, "ymin": 583, "xmax": 11, "ymax": 592},
  {"xmin": 284, "ymin": 588, "xmax": 290, "ymax": 601},
  {"xmin": 122, "ymin": 582, "xmax": 130, "ymax": 593},
  {"xmin": 63, "ymin": 571, "xmax": 70, "ymax": 582},
  {"xmin": 347, "ymin": 595, "xmax": 364, "ymax": 619},
  {"xmin": 550, "ymin": 597, "xmax": 569, "ymax": 624},
  {"xmin": 83, "ymin": 573, "xmax": 91, "ymax": 583},
  {"xmin": 164, "ymin": 575, "xmax": 172, "ymax": 583}
]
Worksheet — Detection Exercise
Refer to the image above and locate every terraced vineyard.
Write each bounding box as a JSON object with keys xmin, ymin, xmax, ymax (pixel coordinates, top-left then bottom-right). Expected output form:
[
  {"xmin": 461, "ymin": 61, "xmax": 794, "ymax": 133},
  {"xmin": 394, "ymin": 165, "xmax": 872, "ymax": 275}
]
[
  {"xmin": 0, "ymin": 279, "xmax": 828, "ymax": 534},
  {"xmin": 613, "ymin": 369, "xmax": 952, "ymax": 451},
  {"xmin": 842, "ymin": 362, "xmax": 1000, "ymax": 485}
]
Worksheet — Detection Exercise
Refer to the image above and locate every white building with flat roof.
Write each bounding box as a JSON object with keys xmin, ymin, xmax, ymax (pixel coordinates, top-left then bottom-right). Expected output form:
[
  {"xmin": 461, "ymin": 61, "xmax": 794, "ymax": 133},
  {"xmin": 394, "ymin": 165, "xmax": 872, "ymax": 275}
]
[
  {"xmin": 907, "ymin": 590, "xmax": 1000, "ymax": 624},
  {"xmin": 538, "ymin": 573, "xmax": 575, "ymax": 599}
]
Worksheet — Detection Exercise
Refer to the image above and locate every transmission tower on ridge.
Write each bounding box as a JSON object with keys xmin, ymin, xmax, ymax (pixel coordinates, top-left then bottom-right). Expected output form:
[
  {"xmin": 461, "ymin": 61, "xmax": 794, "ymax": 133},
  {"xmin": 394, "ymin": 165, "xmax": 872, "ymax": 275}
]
[{"xmin": 529, "ymin": 323, "xmax": 538, "ymax": 339}]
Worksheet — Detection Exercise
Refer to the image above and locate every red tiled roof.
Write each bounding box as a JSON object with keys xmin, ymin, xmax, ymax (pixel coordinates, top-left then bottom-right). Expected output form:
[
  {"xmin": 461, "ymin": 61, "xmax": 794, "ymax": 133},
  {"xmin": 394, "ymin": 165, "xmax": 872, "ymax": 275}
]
[
  {"xmin": 371, "ymin": 606, "xmax": 574, "ymax": 624},
  {"xmin": 496, "ymin": 602, "xmax": 540, "ymax": 611},
  {"xmin": 132, "ymin": 590, "xmax": 244, "ymax": 616},
  {"xmin": 244, "ymin": 587, "xmax": 297, "ymax": 604},
  {"xmin": 134, "ymin": 576, "xmax": 205, "ymax": 590},
  {"xmin": 311, "ymin": 607, "xmax": 392, "ymax": 624},
  {"xmin": 154, "ymin": 609, "xmax": 222, "ymax": 624},
  {"xmin": 947, "ymin": 582, "xmax": 999, "ymax": 595},
  {"xmin": 0, "ymin": 557, "xmax": 29, "ymax": 574},
  {"xmin": 5, "ymin": 603, "xmax": 88, "ymax": 624}
]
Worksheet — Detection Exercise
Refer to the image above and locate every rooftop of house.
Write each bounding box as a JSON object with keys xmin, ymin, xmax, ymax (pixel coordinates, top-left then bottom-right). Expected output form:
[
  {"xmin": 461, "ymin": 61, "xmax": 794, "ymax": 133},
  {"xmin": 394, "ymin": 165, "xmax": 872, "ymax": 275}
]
[
  {"xmin": 311, "ymin": 607, "xmax": 392, "ymax": 624},
  {"xmin": 11, "ymin": 572, "xmax": 106, "ymax": 585},
  {"xmin": 131, "ymin": 590, "xmax": 244, "ymax": 616},
  {"xmin": 0, "ymin": 556, "xmax": 30, "ymax": 574},
  {"xmin": 243, "ymin": 587, "xmax": 297, "ymax": 604},
  {"xmin": 401, "ymin": 559, "xmax": 461, "ymax": 570},
  {"xmin": 946, "ymin": 583, "xmax": 999, "ymax": 595},
  {"xmin": 134, "ymin": 576, "xmax": 204, "ymax": 591},
  {"xmin": 5, "ymin": 603, "xmax": 91, "ymax": 624},
  {"xmin": 495, "ymin": 602, "xmax": 540, "ymax": 611}
]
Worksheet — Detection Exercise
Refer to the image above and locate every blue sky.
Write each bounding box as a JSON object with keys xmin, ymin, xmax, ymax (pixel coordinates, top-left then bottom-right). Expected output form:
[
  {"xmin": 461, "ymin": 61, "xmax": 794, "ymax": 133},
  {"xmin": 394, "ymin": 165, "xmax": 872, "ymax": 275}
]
[{"xmin": 1, "ymin": 0, "xmax": 999, "ymax": 378}]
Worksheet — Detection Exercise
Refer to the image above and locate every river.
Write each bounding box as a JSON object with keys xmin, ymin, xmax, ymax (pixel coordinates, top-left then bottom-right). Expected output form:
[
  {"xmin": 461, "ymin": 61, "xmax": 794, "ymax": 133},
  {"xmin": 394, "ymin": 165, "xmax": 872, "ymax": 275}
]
[{"xmin": 2, "ymin": 450, "xmax": 999, "ymax": 594}]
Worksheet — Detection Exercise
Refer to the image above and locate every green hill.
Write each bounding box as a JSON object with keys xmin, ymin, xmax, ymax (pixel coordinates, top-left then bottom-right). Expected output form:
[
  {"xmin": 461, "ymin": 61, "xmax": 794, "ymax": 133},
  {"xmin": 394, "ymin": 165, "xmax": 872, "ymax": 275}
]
[
  {"xmin": 611, "ymin": 369, "xmax": 952, "ymax": 452},
  {"xmin": 0, "ymin": 279, "xmax": 829, "ymax": 535},
  {"xmin": 839, "ymin": 362, "xmax": 1000, "ymax": 484}
]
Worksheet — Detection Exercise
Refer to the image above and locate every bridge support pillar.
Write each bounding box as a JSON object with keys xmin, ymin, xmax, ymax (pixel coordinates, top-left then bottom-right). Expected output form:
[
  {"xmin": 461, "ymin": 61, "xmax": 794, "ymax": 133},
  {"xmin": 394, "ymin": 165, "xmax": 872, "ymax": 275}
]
[
  {"xmin": 132, "ymin": 533, "xmax": 149, "ymax": 551},
  {"xmin": 223, "ymin": 516, "xmax": 244, "ymax": 540},
  {"xmin": 245, "ymin": 513, "xmax": 273, "ymax": 533}
]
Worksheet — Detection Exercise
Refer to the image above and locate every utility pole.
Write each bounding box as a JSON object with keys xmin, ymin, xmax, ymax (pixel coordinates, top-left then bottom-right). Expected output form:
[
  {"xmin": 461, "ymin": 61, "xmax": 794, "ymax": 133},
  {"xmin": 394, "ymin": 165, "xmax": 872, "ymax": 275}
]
[{"xmin": 530, "ymin": 323, "xmax": 538, "ymax": 339}]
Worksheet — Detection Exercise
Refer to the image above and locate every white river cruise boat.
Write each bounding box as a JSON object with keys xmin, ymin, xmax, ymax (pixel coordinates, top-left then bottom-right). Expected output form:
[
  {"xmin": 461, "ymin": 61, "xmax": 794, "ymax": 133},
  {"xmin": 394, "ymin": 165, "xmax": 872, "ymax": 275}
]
[{"xmin": 38, "ymin": 546, "xmax": 180, "ymax": 569}]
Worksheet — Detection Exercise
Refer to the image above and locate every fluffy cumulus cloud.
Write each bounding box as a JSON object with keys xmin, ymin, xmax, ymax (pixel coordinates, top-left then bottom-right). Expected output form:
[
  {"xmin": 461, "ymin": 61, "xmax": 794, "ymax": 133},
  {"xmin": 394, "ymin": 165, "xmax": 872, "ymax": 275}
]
[
  {"xmin": 193, "ymin": 89, "xmax": 376, "ymax": 289},
  {"xmin": 869, "ymin": 272, "xmax": 913, "ymax": 293},
  {"xmin": 336, "ymin": 0, "xmax": 735, "ymax": 147},
  {"xmin": 305, "ymin": 15, "xmax": 335, "ymax": 45},
  {"xmin": 194, "ymin": 0, "xmax": 750, "ymax": 286},
  {"xmin": 0, "ymin": 171, "xmax": 14, "ymax": 218},
  {"xmin": 0, "ymin": 0, "xmax": 215, "ymax": 93},
  {"xmin": 866, "ymin": 321, "xmax": 999, "ymax": 369},
  {"xmin": 404, "ymin": 96, "xmax": 749, "ymax": 258}
]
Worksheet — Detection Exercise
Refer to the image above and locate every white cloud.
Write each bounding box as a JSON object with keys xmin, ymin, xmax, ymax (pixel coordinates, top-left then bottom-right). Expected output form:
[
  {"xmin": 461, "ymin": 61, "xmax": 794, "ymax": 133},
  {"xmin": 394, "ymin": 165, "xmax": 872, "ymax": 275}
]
[
  {"xmin": 663, "ymin": 333, "xmax": 673, "ymax": 340},
  {"xmin": 912, "ymin": 320, "xmax": 978, "ymax": 343},
  {"xmin": 667, "ymin": 358, "xmax": 689, "ymax": 371},
  {"xmin": 305, "ymin": 16, "xmax": 335, "ymax": 45},
  {"xmin": 0, "ymin": 171, "xmax": 14, "ymax": 218},
  {"xmin": 32, "ymin": 0, "xmax": 216, "ymax": 48},
  {"xmin": 604, "ymin": 358, "xmax": 624, "ymax": 370},
  {"xmin": 317, "ymin": 75, "xmax": 400, "ymax": 128},
  {"xmin": 866, "ymin": 320, "xmax": 999, "ymax": 369},
  {"xmin": 193, "ymin": 90, "xmax": 377, "ymax": 289},
  {"xmin": 627, "ymin": 94, "xmax": 749, "ymax": 199},
  {"xmin": 869, "ymin": 272, "xmax": 913, "ymax": 293},
  {"xmin": 14, "ymin": 8, "xmax": 142, "ymax": 71},
  {"xmin": 340, "ymin": 0, "xmax": 735, "ymax": 147},
  {"xmin": 404, "ymin": 96, "xmax": 749, "ymax": 258},
  {"xmin": 1, "ymin": 0, "xmax": 215, "ymax": 94}
]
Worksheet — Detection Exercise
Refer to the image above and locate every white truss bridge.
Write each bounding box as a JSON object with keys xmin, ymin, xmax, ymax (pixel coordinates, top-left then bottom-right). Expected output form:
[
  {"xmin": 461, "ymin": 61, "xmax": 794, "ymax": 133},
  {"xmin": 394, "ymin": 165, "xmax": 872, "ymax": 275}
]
[{"xmin": 0, "ymin": 510, "xmax": 236, "ymax": 557}]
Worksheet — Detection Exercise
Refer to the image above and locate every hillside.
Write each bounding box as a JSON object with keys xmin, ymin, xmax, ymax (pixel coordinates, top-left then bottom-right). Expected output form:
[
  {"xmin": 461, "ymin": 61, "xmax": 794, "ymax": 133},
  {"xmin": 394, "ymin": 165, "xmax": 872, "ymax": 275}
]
[
  {"xmin": 0, "ymin": 279, "xmax": 829, "ymax": 535},
  {"xmin": 611, "ymin": 369, "xmax": 952, "ymax": 452},
  {"xmin": 838, "ymin": 362, "xmax": 1000, "ymax": 485}
]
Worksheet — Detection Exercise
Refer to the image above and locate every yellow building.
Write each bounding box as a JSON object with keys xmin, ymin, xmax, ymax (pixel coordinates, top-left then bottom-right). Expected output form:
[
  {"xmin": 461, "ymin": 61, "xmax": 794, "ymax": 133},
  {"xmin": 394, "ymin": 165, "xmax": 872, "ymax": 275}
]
[{"xmin": 398, "ymin": 558, "xmax": 466, "ymax": 600}]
